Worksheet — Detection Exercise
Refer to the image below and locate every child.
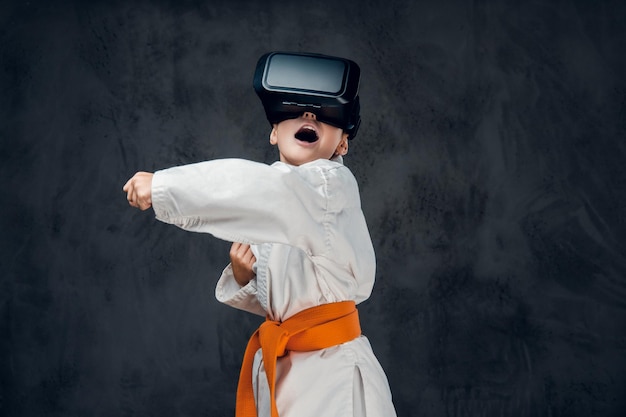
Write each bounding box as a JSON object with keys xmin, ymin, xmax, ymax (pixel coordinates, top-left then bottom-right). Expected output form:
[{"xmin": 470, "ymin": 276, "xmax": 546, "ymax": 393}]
[{"xmin": 123, "ymin": 52, "xmax": 396, "ymax": 417}]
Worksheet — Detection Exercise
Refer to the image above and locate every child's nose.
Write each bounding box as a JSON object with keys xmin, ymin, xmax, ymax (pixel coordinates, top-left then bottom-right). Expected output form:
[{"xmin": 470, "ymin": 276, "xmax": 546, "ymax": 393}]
[{"xmin": 302, "ymin": 112, "xmax": 317, "ymax": 120}]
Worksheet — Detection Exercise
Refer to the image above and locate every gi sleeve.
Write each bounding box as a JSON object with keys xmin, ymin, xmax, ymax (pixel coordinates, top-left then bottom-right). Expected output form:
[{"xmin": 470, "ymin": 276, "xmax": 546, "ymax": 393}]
[
  {"xmin": 214, "ymin": 264, "xmax": 266, "ymax": 316},
  {"xmin": 151, "ymin": 158, "xmax": 330, "ymax": 256}
]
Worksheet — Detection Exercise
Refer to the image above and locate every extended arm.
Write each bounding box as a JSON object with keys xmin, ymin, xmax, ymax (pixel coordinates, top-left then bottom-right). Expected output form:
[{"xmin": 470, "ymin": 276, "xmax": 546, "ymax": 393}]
[{"xmin": 148, "ymin": 158, "xmax": 332, "ymax": 256}]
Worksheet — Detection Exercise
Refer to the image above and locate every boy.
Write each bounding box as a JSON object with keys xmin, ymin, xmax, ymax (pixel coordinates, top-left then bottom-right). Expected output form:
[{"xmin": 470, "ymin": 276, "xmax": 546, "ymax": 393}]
[{"xmin": 123, "ymin": 52, "xmax": 396, "ymax": 417}]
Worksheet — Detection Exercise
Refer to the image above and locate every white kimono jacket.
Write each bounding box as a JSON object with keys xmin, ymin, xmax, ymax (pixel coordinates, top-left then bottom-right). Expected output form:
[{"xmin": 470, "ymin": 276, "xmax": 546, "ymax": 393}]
[{"xmin": 151, "ymin": 157, "xmax": 396, "ymax": 417}]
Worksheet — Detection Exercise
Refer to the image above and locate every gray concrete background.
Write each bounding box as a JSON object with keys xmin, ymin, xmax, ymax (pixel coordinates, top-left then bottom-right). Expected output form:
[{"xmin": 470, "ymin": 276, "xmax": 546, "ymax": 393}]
[{"xmin": 1, "ymin": 0, "xmax": 625, "ymax": 416}]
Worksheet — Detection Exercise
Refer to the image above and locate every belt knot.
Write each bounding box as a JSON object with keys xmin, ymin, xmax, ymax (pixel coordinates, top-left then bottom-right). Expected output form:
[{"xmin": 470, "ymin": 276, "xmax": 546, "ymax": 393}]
[{"xmin": 259, "ymin": 320, "xmax": 290, "ymax": 358}]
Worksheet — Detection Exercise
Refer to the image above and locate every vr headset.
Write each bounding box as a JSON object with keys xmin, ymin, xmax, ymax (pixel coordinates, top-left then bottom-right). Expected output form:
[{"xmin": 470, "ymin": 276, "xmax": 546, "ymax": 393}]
[{"xmin": 253, "ymin": 52, "xmax": 361, "ymax": 139}]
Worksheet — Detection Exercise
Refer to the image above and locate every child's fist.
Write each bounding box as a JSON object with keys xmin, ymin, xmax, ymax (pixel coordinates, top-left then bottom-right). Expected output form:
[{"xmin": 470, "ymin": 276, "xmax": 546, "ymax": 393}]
[
  {"xmin": 230, "ymin": 242, "xmax": 257, "ymax": 287},
  {"xmin": 123, "ymin": 172, "xmax": 154, "ymax": 210}
]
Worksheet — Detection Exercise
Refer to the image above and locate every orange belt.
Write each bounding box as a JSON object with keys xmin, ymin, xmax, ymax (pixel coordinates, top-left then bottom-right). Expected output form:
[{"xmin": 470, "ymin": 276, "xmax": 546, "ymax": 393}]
[{"xmin": 235, "ymin": 300, "xmax": 361, "ymax": 417}]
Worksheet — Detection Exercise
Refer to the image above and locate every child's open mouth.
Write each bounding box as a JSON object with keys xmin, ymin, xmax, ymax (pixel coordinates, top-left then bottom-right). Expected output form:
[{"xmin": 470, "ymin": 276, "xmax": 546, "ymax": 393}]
[{"xmin": 294, "ymin": 126, "xmax": 319, "ymax": 143}]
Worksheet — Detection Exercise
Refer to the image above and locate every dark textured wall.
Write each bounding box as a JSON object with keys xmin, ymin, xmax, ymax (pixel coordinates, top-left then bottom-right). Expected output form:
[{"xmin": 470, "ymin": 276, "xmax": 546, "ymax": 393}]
[{"xmin": 2, "ymin": 1, "xmax": 625, "ymax": 416}]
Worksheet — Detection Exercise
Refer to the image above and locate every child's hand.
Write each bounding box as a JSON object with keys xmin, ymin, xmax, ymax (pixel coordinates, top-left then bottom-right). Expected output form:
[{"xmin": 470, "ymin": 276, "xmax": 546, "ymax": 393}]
[
  {"xmin": 123, "ymin": 172, "xmax": 154, "ymax": 210},
  {"xmin": 230, "ymin": 242, "xmax": 256, "ymax": 287}
]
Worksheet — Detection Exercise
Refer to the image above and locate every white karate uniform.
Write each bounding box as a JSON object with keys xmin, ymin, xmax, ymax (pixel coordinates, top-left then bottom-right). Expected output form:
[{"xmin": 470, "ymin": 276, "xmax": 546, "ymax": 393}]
[{"xmin": 151, "ymin": 156, "xmax": 396, "ymax": 417}]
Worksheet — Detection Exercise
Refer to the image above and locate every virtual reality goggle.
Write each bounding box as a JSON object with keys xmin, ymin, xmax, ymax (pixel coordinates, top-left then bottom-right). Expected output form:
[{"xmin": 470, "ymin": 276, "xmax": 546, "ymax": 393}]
[{"xmin": 253, "ymin": 52, "xmax": 361, "ymax": 139}]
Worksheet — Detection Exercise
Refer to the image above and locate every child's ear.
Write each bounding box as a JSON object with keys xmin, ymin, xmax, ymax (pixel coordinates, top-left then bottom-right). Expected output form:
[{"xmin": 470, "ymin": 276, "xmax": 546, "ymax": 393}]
[
  {"xmin": 335, "ymin": 134, "xmax": 349, "ymax": 156},
  {"xmin": 269, "ymin": 125, "xmax": 278, "ymax": 145}
]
